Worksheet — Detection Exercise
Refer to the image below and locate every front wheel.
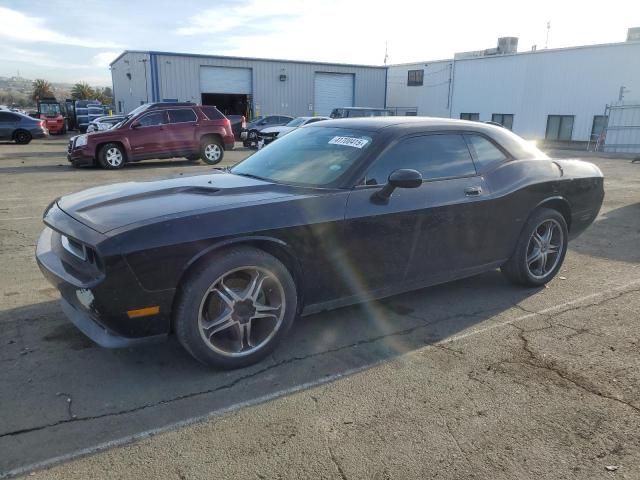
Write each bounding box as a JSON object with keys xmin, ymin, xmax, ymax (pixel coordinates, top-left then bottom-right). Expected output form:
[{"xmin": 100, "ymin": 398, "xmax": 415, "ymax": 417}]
[
  {"xmin": 200, "ymin": 138, "xmax": 224, "ymax": 165},
  {"xmin": 174, "ymin": 246, "xmax": 297, "ymax": 369},
  {"xmin": 98, "ymin": 143, "xmax": 126, "ymax": 169},
  {"xmin": 501, "ymin": 207, "xmax": 568, "ymax": 286}
]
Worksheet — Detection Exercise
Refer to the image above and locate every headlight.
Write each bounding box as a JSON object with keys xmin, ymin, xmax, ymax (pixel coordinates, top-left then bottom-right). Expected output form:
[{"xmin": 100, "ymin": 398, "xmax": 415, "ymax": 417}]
[{"xmin": 75, "ymin": 135, "xmax": 88, "ymax": 147}]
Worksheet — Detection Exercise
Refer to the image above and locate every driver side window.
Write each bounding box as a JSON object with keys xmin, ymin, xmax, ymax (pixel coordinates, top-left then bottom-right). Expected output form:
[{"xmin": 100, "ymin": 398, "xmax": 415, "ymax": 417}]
[
  {"xmin": 138, "ymin": 111, "xmax": 166, "ymax": 127},
  {"xmin": 364, "ymin": 133, "xmax": 476, "ymax": 185}
]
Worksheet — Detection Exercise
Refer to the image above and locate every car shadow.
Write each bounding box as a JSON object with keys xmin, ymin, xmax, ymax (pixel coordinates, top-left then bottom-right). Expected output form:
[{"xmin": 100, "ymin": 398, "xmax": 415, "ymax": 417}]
[
  {"xmin": 571, "ymin": 202, "xmax": 640, "ymax": 263},
  {"xmin": 0, "ymin": 270, "xmax": 540, "ymax": 473}
]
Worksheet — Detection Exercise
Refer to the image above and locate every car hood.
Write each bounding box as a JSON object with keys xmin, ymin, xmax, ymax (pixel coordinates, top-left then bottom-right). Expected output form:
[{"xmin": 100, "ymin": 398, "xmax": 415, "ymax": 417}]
[{"xmin": 56, "ymin": 171, "xmax": 307, "ymax": 234}]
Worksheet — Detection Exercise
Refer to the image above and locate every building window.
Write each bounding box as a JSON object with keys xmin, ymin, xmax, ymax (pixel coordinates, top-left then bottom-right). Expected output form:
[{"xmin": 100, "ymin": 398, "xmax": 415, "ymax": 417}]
[
  {"xmin": 407, "ymin": 69, "xmax": 424, "ymax": 86},
  {"xmin": 491, "ymin": 113, "xmax": 514, "ymax": 130},
  {"xmin": 460, "ymin": 113, "xmax": 479, "ymax": 121},
  {"xmin": 546, "ymin": 115, "xmax": 575, "ymax": 141},
  {"xmin": 591, "ymin": 115, "xmax": 608, "ymax": 141}
]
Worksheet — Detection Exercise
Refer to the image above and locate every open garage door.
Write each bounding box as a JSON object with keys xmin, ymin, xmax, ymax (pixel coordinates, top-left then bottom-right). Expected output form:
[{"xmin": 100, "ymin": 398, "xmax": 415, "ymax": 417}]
[
  {"xmin": 314, "ymin": 73, "xmax": 354, "ymax": 116},
  {"xmin": 200, "ymin": 66, "xmax": 252, "ymax": 117}
]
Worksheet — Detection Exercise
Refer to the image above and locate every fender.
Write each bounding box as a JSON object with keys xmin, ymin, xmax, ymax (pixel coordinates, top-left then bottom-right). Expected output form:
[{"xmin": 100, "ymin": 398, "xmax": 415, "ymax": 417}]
[{"xmin": 178, "ymin": 235, "xmax": 304, "ymax": 291}]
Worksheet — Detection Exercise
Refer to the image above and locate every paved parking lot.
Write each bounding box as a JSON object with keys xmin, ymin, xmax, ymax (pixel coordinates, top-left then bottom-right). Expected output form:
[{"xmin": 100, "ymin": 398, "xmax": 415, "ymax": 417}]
[{"xmin": 1, "ymin": 136, "xmax": 639, "ymax": 479}]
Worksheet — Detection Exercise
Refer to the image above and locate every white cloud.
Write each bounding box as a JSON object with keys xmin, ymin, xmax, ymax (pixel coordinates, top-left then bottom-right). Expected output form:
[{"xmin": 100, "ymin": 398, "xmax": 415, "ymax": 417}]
[
  {"xmin": 0, "ymin": 6, "xmax": 123, "ymax": 49},
  {"xmin": 92, "ymin": 51, "xmax": 120, "ymax": 68}
]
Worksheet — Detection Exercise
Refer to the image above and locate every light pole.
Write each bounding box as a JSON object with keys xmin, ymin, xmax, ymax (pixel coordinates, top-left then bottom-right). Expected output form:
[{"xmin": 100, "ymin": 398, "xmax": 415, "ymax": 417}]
[{"xmin": 140, "ymin": 59, "xmax": 149, "ymax": 103}]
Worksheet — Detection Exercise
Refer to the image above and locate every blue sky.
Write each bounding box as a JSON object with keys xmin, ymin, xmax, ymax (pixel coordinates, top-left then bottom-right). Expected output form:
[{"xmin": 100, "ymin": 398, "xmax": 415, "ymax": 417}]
[{"xmin": 1, "ymin": 0, "xmax": 638, "ymax": 86}]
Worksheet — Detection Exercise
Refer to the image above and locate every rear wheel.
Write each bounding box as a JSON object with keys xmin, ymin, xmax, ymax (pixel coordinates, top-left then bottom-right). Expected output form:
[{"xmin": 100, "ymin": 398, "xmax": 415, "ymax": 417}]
[
  {"xmin": 501, "ymin": 207, "xmax": 568, "ymax": 286},
  {"xmin": 174, "ymin": 246, "xmax": 297, "ymax": 369},
  {"xmin": 200, "ymin": 138, "xmax": 224, "ymax": 165},
  {"xmin": 14, "ymin": 130, "xmax": 32, "ymax": 145},
  {"xmin": 98, "ymin": 143, "xmax": 126, "ymax": 169}
]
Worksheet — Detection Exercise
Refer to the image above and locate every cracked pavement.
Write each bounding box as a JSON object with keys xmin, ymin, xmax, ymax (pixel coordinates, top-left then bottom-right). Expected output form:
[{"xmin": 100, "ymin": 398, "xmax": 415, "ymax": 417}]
[{"xmin": 1, "ymin": 138, "xmax": 639, "ymax": 479}]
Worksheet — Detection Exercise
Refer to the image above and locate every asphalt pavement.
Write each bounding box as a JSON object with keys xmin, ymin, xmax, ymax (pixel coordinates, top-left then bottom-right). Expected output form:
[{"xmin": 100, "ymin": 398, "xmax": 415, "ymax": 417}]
[{"xmin": 0, "ymin": 137, "xmax": 639, "ymax": 479}]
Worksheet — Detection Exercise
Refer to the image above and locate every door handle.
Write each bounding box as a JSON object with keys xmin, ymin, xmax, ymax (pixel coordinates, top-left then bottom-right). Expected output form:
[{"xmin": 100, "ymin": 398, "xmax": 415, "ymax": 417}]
[{"xmin": 464, "ymin": 186, "xmax": 483, "ymax": 196}]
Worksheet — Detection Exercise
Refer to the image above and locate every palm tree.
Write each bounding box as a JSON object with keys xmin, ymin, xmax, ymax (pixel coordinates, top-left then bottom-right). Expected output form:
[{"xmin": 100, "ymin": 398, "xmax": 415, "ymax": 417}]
[
  {"xmin": 31, "ymin": 79, "xmax": 53, "ymax": 102},
  {"xmin": 71, "ymin": 82, "xmax": 95, "ymax": 100}
]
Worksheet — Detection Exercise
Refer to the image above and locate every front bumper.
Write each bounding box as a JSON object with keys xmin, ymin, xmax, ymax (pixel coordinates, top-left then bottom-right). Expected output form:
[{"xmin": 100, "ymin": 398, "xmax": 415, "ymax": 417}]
[
  {"xmin": 67, "ymin": 140, "xmax": 95, "ymax": 166},
  {"xmin": 36, "ymin": 220, "xmax": 172, "ymax": 348}
]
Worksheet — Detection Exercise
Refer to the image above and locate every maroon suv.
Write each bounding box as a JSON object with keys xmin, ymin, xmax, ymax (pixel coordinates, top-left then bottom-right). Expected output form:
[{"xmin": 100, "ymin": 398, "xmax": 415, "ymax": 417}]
[{"xmin": 67, "ymin": 102, "xmax": 235, "ymax": 169}]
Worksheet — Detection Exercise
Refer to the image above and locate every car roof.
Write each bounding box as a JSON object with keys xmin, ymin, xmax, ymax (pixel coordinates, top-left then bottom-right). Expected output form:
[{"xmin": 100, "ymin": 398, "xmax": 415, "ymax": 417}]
[{"xmin": 308, "ymin": 116, "xmax": 504, "ymax": 133}]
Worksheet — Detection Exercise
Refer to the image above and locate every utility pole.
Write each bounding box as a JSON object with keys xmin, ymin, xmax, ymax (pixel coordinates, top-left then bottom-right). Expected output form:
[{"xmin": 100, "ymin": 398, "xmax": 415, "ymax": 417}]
[
  {"xmin": 545, "ymin": 21, "xmax": 551, "ymax": 49},
  {"xmin": 619, "ymin": 86, "xmax": 629, "ymax": 101},
  {"xmin": 384, "ymin": 41, "xmax": 389, "ymax": 66}
]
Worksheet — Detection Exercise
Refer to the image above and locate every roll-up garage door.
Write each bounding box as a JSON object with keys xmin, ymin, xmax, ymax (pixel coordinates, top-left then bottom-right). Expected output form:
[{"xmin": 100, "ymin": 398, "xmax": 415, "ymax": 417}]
[
  {"xmin": 314, "ymin": 72, "xmax": 354, "ymax": 116},
  {"xmin": 200, "ymin": 66, "xmax": 252, "ymax": 94}
]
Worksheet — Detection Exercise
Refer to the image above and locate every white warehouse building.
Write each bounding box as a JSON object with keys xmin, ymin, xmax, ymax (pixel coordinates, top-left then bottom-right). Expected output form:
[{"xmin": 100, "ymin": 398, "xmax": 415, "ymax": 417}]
[
  {"xmin": 386, "ymin": 32, "xmax": 640, "ymax": 147},
  {"xmin": 110, "ymin": 29, "xmax": 640, "ymax": 150}
]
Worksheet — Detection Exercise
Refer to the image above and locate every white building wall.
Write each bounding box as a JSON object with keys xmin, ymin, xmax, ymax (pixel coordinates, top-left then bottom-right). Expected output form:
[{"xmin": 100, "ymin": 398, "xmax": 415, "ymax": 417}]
[
  {"xmin": 386, "ymin": 41, "xmax": 640, "ymax": 142},
  {"xmin": 110, "ymin": 52, "xmax": 153, "ymax": 114},
  {"xmin": 386, "ymin": 60, "xmax": 451, "ymax": 117}
]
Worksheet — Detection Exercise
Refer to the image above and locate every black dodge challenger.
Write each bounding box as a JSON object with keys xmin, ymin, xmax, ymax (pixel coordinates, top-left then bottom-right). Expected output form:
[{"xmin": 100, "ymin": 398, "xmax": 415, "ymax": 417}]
[{"xmin": 37, "ymin": 118, "xmax": 604, "ymax": 368}]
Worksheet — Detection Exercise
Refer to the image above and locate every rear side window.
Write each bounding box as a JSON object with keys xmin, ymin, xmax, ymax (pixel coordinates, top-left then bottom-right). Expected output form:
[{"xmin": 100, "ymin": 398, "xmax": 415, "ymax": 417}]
[
  {"xmin": 465, "ymin": 135, "xmax": 508, "ymax": 169},
  {"xmin": 200, "ymin": 107, "xmax": 224, "ymax": 120},
  {"xmin": 365, "ymin": 134, "xmax": 476, "ymax": 185},
  {"xmin": 0, "ymin": 112, "xmax": 19, "ymax": 122},
  {"xmin": 168, "ymin": 109, "xmax": 197, "ymax": 123}
]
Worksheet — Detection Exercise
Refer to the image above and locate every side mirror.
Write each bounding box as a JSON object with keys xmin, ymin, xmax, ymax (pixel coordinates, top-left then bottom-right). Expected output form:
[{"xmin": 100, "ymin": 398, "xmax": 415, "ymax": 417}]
[
  {"xmin": 371, "ymin": 169, "xmax": 422, "ymax": 204},
  {"xmin": 131, "ymin": 121, "xmax": 141, "ymax": 129}
]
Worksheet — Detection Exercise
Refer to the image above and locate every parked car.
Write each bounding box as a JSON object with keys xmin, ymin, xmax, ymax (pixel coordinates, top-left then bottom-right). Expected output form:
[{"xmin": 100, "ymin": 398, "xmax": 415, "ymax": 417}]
[
  {"xmin": 37, "ymin": 118, "xmax": 604, "ymax": 369},
  {"xmin": 0, "ymin": 110, "xmax": 48, "ymax": 144},
  {"xmin": 330, "ymin": 107, "xmax": 394, "ymax": 118},
  {"xmin": 87, "ymin": 115, "xmax": 126, "ymax": 133},
  {"xmin": 225, "ymin": 114, "xmax": 246, "ymax": 140},
  {"xmin": 66, "ymin": 102, "xmax": 234, "ymax": 169},
  {"xmin": 258, "ymin": 116, "xmax": 329, "ymax": 146},
  {"xmin": 240, "ymin": 115, "xmax": 294, "ymax": 147}
]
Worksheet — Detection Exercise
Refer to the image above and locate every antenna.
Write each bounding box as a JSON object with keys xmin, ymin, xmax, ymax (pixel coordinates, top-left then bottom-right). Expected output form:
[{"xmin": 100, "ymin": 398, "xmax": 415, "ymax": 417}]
[
  {"xmin": 545, "ymin": 21, "xmax": 551, "ymax": 49},
  {"xmin": 384, "ymin": 41, "xmax": 389, "ymax": 65}
]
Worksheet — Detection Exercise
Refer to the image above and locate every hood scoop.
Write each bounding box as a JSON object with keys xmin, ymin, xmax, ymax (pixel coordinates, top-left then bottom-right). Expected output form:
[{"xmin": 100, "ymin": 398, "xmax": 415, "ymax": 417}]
[{"xmin": 74, "ymin": 186, "xmax": 221, "ymax": 213}]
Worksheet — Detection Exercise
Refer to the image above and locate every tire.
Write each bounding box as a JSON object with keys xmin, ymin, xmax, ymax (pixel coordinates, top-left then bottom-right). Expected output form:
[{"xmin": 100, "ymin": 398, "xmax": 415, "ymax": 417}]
[
  {"xmin": 62, "ymin": 121, "xmax": 68, "ymax": 135},
  {"xmin": 200, "ymin": 137, "xmax": 224, "ymax": 165},
  {"xmin": 174, "ymin": 246, "xmax": 297, "ymax": 369},
  {"xmin": 501, "ymin": 207, "xmax": 568, "ymax": 286},
  {"xmin": 98, "ymin": 143, "xmax": 126, "ymax": 169},
  {"xmin": 14, "ymin": 130, "xmax": 32, "ymax": 145}
]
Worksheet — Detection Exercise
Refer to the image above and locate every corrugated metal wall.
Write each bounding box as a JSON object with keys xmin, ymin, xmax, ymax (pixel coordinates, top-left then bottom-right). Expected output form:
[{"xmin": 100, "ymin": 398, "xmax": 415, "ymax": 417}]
[
  {"xmin": 386, "ymin": 42, "xmax": 640, "ymax": 141},
  {"xmin": 113, "ymin": 52, "xmax": 386, "ymax": 118},
  {"xmin": 110, "ymin": 52, "xmax": 153, "ymax": 114}
]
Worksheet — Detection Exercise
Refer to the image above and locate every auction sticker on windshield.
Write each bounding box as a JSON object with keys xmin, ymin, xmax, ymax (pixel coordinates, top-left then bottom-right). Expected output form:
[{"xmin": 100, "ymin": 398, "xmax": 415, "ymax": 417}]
[{"xmin": 328, "ymin": 136, "xmax": 369, "ymax": 149}]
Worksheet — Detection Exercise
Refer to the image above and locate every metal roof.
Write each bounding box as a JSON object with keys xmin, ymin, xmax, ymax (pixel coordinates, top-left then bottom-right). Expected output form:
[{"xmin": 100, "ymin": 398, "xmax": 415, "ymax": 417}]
[{"xmin": 110, "ymin": 50, "xmax": 386, "ymax": 69}]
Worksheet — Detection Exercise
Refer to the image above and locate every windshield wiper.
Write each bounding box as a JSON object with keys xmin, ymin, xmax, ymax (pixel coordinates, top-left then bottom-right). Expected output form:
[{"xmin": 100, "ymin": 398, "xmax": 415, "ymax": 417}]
[{"xmin": 232, "ymin": 171, "xmax": 270, "ymax": 182}]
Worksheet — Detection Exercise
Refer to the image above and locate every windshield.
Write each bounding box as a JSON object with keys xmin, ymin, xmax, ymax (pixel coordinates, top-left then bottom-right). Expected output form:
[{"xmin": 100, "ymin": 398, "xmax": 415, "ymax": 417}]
[
  {"xmin": 286, "ymin": 117, "xmax": 306, "ymax": 127},
  {"xmin": 39, "ymin": 103, "xmax": 61, "ymax": 115},
  {"xmin": 231, "ymin": 127, "xmax": 374, "ymax": 186}
]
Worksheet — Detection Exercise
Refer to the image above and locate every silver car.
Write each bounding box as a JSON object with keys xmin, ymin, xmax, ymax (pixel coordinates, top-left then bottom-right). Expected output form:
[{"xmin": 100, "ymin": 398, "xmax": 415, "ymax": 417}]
[{"xmin": 87, "ymin": 115, "xmax": 126, "ymax": 133}]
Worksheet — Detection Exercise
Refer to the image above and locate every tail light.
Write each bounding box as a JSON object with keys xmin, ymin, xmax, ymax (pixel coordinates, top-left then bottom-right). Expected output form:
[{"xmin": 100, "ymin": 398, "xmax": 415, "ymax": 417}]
[
  {"xmin": 224, "ymin": 118, "xmax": 231, "ymax": 132},
  {"xmin": 241, "ymin": 116, "xmax": 246, "ymax": 129}
]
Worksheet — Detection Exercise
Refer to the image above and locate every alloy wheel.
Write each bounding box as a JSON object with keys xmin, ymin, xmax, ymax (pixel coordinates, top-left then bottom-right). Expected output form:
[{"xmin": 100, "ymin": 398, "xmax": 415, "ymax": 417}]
[
  {"xmin": 106, "ymin": 147, "xmax": 124, "ymax": 167},
  {"xmin": 204, "ymin": 144, "xmax": 222, "ymax": 162},
  {"xmin": 526, "ymin": 219, "xmax": 564, "ymax": 279},
  {"xmin": 198, "ymin": 267, "xmax": 285, "ymax": 357}
]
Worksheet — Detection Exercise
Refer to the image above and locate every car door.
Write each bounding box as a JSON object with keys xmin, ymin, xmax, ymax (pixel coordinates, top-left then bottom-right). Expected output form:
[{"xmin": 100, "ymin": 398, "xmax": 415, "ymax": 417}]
[
  {"xmin": 165, "ymin": 108, "xmax": 198, "ymax": 155},
  {"xmin": 128, "ymin": 110, "xmax": 167, "ymax": 159},
  {"xmin": 352, "ymin": 132, "xmax": 492, "ymax": 288},
  {"xmin": 0, "ymin": 112, "xmax": 18, "ymax": 140}
]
